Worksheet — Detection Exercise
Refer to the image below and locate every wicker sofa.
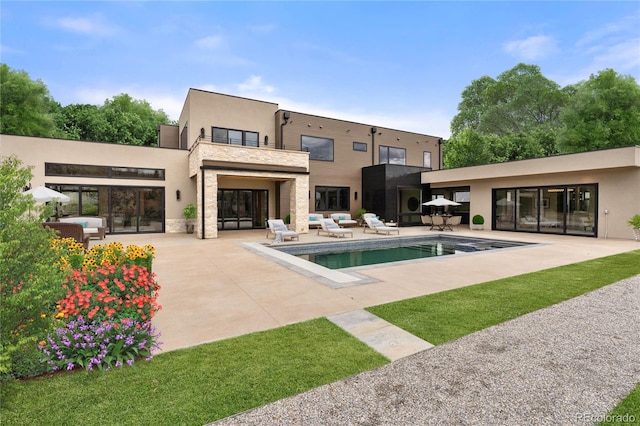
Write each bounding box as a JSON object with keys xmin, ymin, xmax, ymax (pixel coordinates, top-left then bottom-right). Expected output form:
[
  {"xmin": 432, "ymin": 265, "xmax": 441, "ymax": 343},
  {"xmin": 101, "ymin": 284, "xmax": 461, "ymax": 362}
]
[
  {"xmin": 59, "ymin": 216, "xmax": 106, "ymax": 239},
  {"xmin": 43, "ymin": 222, "xmax": 91, "ymax": 248}
]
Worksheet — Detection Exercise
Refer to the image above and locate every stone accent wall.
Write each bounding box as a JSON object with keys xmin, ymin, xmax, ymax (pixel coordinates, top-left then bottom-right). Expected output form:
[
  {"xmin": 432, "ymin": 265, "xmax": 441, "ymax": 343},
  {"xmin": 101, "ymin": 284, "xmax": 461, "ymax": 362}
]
[
  {"xmin": 189, "ymin": 141, "xmax": 310, "ymax": 239},
  {"xmin": 165, "ymin": 219, "xmax": 187, "ymax": 234}
]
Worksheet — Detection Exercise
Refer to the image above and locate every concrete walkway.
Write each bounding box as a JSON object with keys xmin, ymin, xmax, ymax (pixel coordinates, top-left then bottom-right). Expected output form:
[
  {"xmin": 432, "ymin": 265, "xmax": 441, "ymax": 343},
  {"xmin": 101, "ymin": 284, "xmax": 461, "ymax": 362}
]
[
  {"xmin": 328, "ymin": 309, "xmax": 434, "ymax": 361},
  {"xmin": 214, "ymin": 275, "xmax": 640, "ymax": 425}
]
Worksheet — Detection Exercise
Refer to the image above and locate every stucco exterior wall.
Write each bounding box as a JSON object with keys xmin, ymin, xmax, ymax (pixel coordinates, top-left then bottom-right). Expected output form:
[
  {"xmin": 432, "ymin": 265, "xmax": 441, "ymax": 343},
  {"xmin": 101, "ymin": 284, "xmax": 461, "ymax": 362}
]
[
  {"xmin": 278, "ymin": 111, "xmax": 441, "ymax": 217},
  {"xmin": 180, "ymin": 89, "xmax": 279, "ymax": 151},
  {"xmin": 1, "ymin": 135, "xmax": 192, "ymax": 230},
  {"xmin": 423, "ymin": 146, "xmax": 640, "ymax": 240}
]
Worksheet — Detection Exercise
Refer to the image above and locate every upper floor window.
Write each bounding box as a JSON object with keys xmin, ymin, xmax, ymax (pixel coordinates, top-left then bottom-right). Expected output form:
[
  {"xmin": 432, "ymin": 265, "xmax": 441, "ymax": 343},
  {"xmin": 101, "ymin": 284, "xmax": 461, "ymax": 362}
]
[
  {"xmin": 212, "ymin": 127, "xmax": 259, "ymax": 147},
  {"xmin": 423, "ymin": 151, "xmax": 432, "ymax": 168},
  {"xmin": 379, "ymin": 145, "xmax": 406, "ymax": 165},
  {"xmin": 353, "ymin": 141, "xmax": 367, "ymax": 152},
  {"xmin": 301, "ymin": 135, "xmax": 334, "ymax": 161}
]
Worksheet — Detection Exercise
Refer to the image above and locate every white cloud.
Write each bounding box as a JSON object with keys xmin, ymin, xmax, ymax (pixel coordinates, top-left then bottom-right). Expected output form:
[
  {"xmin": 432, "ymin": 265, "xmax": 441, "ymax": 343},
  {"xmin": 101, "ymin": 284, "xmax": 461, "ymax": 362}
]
[
  {"xmin": 72, "ymin": 86, "xmax": 186, "ymax": 121},
  {"xmin": 503, "ymin": 35, "xmax": 558, "ymax": 61},
  {"xmin": 236, "ymin": 75, "xmax": 275, "ymax": 95},
  {"xmin": 195, "ymin": 35, "xmax": 224, "ymax": 50},
  {"xmin": 52, "ymin": 14, "xmax": 121, "ymax": 37}
]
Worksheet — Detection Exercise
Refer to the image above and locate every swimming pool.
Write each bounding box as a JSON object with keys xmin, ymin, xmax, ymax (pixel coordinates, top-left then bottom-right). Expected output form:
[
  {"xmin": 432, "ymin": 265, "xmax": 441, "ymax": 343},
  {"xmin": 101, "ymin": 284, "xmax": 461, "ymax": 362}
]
[{"xmin": 275, "ymin": 235, "xmax": 534, "ymax": 269}]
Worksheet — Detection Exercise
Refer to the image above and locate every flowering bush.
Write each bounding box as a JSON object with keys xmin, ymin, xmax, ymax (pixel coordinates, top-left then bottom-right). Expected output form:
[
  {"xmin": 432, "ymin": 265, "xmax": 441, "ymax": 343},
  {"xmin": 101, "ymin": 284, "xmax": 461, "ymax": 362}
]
[
  {"xmin": 39, "ymin": 317, "xmax": 161, "ymax": 372},
  {"xmin": 57, "ymin": 263, "xmax": 161, "ymax": 323},
  {"xmin": 52, "ymin": 240, "xmax": 155, "ymax": 273}
]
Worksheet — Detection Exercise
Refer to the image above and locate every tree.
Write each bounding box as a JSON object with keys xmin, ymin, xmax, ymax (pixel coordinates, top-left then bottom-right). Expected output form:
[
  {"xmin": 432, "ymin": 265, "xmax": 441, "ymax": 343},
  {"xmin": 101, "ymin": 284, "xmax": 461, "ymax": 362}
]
[
  {"xmin": 56, "ymin": 104, "xmax": 109, "ymax": 142},
  {"xmin": 557, "ymin": 69, "xmax": 640, "ymax": 153},
  {"xmin": 0, "ymin": 64, "xmax": 62, "ymax": 138},
  {"xmin": 447, "ymin": 64, "xmax": 568, "ymax": 167},
  {"xmin": 0, "ymin": 156, "xmax": 65, "ymax": 378},
  {"xmin": 100, "ymin": 94, "xmax": 172, "ymax": 146},
  {"xmin": 443, "ymin": 128, "xmax": 493, "ymax": 168}
]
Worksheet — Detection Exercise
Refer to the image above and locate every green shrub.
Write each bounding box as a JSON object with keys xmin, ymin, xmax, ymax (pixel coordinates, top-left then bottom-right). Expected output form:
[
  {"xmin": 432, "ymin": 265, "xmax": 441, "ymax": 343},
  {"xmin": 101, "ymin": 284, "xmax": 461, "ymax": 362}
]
[
  {"xmin": 472, "ymin": 214, "xmax": 485, "ymax": 225},
  {"xmin": 182, "ymin": 203, "xmax": 196, "ymax": 220},
  {"xmin": 0, "ymin": 156, "xmax": 66, "ymax": 378},
  {"xmin": 628, "ymin": 214, "xmax": 640, "ymax": 228}
]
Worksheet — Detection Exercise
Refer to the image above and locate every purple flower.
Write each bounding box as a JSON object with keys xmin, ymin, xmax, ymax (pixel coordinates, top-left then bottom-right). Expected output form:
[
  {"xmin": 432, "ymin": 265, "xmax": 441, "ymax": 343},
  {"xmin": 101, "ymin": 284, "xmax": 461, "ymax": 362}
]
[
  {"xmin": 126, "ymin": 359, "xmax": 133, "ymax": 367},
  {"xmin": 115, "ymin": 360, "xmax": 123, "ymax": 367},
  {"xmin": 67, "ymin": 362, "xmax": 75, "ymax": 371}
]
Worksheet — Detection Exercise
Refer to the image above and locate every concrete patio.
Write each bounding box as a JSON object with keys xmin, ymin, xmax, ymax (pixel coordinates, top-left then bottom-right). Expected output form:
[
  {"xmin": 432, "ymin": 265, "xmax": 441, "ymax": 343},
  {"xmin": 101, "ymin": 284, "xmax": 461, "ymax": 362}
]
[{"xmin": 103, "ymin": 226, "xmax": 640, "ymax": 353}]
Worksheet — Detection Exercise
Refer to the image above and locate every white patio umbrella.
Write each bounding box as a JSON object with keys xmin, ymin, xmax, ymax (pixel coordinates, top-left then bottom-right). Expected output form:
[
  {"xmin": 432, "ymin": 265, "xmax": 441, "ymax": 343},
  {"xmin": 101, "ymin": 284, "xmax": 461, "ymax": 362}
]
[
  {"xmin": 23, "ymin": 186, "xmax": 70, "ymax": 203},
  {"xmin": 422, "ymin": 198, "xmax": 461, "ymax": 207}
]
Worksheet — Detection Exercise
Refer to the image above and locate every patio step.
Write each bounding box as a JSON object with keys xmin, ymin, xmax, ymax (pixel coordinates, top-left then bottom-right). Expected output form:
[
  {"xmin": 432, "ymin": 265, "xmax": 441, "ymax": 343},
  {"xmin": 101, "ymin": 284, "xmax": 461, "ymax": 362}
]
[{"xmin": 327, "ymin": 309, "xmax": 434, "ymax": 361}]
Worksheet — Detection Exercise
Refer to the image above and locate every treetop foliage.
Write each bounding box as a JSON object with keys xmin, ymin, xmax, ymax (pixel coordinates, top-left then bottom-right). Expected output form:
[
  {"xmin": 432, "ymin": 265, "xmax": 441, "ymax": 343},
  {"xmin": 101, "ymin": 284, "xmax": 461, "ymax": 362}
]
[
  {"xmin": 446, "ymin": 64, "xmax": 640, "ymax": 168},
  {"xmin": 0, "ymin": 64, "xmax": 175, "ymax": 146}
]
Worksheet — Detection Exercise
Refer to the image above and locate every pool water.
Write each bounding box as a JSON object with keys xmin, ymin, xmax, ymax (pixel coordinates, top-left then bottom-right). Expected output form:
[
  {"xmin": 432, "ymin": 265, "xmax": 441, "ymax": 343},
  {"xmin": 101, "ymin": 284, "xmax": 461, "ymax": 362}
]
[{"xmin": 276, "ymin": 235, "xmax": 533, "ymax": 269}]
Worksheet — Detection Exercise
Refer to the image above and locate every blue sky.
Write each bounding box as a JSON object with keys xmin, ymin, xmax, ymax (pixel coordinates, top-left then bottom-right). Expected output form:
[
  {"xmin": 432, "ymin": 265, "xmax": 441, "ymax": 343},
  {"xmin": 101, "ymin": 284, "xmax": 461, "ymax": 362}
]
[{"xmin": 2, "ymin": 1, "xmax": 639, "ymax": 138}]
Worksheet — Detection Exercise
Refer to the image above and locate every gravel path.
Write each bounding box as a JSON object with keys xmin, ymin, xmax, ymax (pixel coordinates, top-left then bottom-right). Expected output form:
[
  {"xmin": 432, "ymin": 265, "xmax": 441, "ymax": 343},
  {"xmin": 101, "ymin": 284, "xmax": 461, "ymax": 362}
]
[{"xmin": 213, "ymin": 275, "xmax": 640, "ymax": 425}]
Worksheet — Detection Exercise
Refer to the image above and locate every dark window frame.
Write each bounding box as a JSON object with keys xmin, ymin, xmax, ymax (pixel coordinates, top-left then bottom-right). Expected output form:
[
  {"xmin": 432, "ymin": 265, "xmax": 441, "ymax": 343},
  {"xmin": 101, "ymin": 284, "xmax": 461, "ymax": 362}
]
[
  {"xmin": 211, "ymin": 126, "xmax": 259, "ymax": 147},
  {"xmin": 45, "ymin": 163, "xmax": 165, "ymax": 180},
  {"xmin": 379, "ymin": 145, "xmax": 406, "ymax": 165},
  {"xmin": 301, "ymin": 135, "xmax": 334, "ymax": 161},
  {"xmin": 423, "ymin": 151, "xmax": 432, "ymax": 168},
  {"xmin": 353, "ymin": 141, "xmax": 367, "ymax": 152},
  {"xmin": 315, "ymin": 186, "xmax": 350, "ymax": 211}
]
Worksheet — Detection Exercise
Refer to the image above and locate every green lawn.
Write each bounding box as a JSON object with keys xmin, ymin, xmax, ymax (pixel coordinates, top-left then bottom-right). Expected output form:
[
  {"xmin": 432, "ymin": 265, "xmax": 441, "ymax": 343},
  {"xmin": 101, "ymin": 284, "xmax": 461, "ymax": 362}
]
[
  {"xmin": 601, "ymin": 383, "xmax": 640, "ymax": 425},
  {"xmin": 3, "ymin": 250, "xmax": 639, "ymax": 425},
  {"xmin": 1, "ymin": 319, "xmax": 388, "ymax": 425},
  {"xmin": 367, "ymin": 250, "xmax": 640, "ymax": 345}
]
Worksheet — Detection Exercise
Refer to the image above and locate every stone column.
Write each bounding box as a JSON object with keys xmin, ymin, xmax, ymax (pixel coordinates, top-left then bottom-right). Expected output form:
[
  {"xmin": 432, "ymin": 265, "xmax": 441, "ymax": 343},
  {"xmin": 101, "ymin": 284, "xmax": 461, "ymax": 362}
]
[
  {"xmin": 198, "ymin": 169, "xmax": 219, "ymax": 239},
  {"xmin": 290, "ymin": 175, "xmax": 309, "ymax": 233}
]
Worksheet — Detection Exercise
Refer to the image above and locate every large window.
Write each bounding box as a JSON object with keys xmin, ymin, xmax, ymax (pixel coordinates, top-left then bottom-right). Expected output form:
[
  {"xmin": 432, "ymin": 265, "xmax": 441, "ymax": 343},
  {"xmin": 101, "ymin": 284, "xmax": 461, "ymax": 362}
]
[
  {"xmin": 379, "ymin": 145, "xmax": 406, "ymax": 165},
  {"xmin": 301, "ymin": 136, "xmax": 334, "ymax": 161},
  {"xmin": 212, "ymin": 127, "xmax": 259, "ymax": 147},
  {"xmin": 494, "ymin": 184, "xmax": 597, "ymax": 236},
  {"xmin": 45, "ymin": 163, "xmax": 165, "ymax": 180},
  {"xmin": 315, "ymin": 186, "xmax": 349, "ymax": 211}
]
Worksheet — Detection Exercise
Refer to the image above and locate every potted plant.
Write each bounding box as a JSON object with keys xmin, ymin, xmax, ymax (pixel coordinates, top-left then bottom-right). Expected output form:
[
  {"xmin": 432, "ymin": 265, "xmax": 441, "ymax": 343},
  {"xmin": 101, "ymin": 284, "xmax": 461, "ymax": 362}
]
[
  {"xmin": 355, "ymin": 208, "xmax": 367, "ymax": 226},
  {"xmin": 183, "ymin": 203, "xmax": 196, "ymax": 234},
  {"xmin": 471, "ymin": 214, "xmax": 485, "ymax": 230},
  {"xmin": 628, "ymin": 214, "xmax": 640, "ymax": 241}
]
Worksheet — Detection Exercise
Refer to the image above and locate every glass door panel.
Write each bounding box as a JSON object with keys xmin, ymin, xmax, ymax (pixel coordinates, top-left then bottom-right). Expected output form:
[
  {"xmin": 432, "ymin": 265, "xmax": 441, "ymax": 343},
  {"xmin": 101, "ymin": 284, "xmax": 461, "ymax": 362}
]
[
  {"xmin": 516, "ymin": 188, "xmax": 539, "ymax": 231},
  {"xmin": 495, "ymin": 189, "xmax": 516, "ymax": 230},
  {"xmin": 253, "ymin": 191, "xmax": 268, "ymax": 228},
  {"xmin": 540, "ymin": 188, "xmax": 564, "ymax": 233},
  {"xmin": 111, "ymin": 187, "xmax": 137, "ymax": 233},
  {"xmin": 566, "ymin": 185, "xmax": 596, "ymax": 236},
  {"xmin": 238, "ymin": 190, "xmax": 253, "ymax": 229},
  {"xmin": 138, "ymin": 188, "xmax": 164, "ymax": 232}
]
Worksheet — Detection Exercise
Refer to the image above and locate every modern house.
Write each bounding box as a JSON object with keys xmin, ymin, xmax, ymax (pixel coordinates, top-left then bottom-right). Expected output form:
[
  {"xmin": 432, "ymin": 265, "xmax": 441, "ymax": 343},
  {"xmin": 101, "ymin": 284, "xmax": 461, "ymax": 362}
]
[
  {"xmin": 1, "ymin": 88, "xmax": 638, "ymax": 240},
  {"xmin": 1, "ymin": 89, "xmax": 441, "ymax": 239}
]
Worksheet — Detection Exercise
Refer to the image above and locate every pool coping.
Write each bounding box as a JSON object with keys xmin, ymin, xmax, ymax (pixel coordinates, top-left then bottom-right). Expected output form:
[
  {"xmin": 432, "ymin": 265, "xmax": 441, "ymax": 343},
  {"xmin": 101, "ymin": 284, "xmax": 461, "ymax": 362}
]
[{"xmin": 242, "ymin": 235, "xmax": 543, "ymax": 288}]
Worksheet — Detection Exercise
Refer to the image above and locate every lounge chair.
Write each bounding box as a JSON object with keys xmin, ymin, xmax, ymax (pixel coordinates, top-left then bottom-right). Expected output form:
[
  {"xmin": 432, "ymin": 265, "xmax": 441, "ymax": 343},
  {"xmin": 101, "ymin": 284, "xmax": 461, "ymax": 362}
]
[
  {"xmin": 364, "ymin": 217, "xmax": 400, "ymax": 235},
  {"xmin": 329, "ymin": 213, "xmax": 357, "ymax": 227},
  {"xmin": 319, "ymin": 219, "xmax": 353, "ymax": 238},
  {"xmin": 421, "ymin": 215, "xmax": 433, "ymax": 227},
  {"xmin": 267, "ymin": 219, "xmax": 299, "ymax": 242},
  {"xmin": 43, "ymin": 222, "xmax": 91, "ymax": 248},
  {"xmin": 308, "ymin": 213, "xmax": 324, "ymax": 229}
]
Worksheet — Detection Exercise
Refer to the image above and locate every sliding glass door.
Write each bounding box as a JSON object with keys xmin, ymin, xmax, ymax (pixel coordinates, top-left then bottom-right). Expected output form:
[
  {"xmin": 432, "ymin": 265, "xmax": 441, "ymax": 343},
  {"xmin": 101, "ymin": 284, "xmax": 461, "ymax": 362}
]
[
  {"xmin": 217, "ymin": 189, "xmax": 268, "ymax": 230},
  {"xmin": 493, "ymin": 184, "xmax": 597, "ymax": 237}
]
